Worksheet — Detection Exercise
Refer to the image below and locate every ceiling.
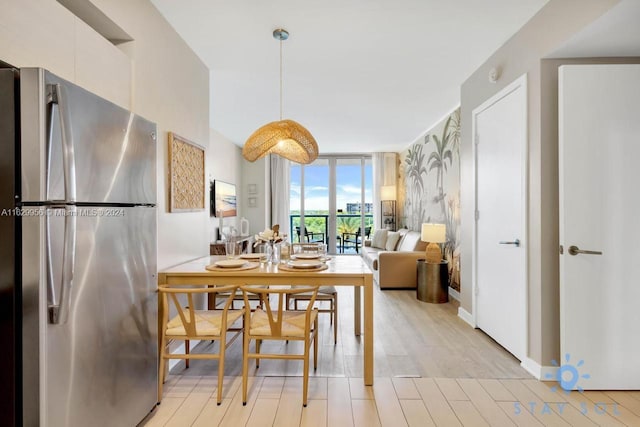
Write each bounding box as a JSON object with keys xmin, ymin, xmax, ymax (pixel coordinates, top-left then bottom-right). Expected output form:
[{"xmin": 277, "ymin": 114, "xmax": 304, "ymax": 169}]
[
  {"xmin": 151, "ymin": 0, "xmax": 548, "ymax": 154},
  {"xmin": 549, "ymin": 0, "xmax": 640, "ymax": 58}
]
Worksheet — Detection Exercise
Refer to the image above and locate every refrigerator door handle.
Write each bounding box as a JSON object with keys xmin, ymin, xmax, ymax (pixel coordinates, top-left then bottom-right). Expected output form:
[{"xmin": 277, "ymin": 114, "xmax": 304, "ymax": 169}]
[
  {"xmin": 47, "ymin": 207, "xmax": 77, "ymax": 324},
  {"xmin": 45, "ymin": 213, "xmax": 58, "ymax": 317},
  {"xmin": 47, "ymin": 84, "xmax": 77, "ymax": 202}
]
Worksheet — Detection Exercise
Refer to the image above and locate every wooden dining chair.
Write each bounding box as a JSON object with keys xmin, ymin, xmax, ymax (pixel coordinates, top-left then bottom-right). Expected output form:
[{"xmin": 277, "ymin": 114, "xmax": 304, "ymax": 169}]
[
  {"xmin": 240, "ymin": 285, "xmax": 319, "ymax": 407},
  {"xmin": 209, "ymin": 286, "xmax": 266, "ymax": 311},
  {"xmin": 287, "ymin": 286, "xmax": 338, "ymax": 344},
  {"xmin": 288, "ymin": 244, "xmax": 338, "ymax": 344},
  {"xmin": 291, "ymin": 242, "xmax": 323, "ymax": 253},
  {"xmin": 158, "ymin": 284, "xmax": 244, "ymax": 405}
]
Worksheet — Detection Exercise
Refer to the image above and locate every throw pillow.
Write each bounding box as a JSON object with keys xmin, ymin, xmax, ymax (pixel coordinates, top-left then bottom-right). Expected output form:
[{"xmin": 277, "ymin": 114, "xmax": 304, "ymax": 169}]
[
  {"xmin": 371, "ymin": 229, "xmax": 388, "ymax": 249},
  {"xmin": 385, "ymin": 231, "xmax": 401, "ymax": 251}
]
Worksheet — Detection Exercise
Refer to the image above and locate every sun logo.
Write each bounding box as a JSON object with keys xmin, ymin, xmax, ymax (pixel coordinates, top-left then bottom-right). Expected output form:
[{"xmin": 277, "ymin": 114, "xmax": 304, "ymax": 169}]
[{"xmin": 545, "ymin": 353, "xmax": 591, "ymax": 394}]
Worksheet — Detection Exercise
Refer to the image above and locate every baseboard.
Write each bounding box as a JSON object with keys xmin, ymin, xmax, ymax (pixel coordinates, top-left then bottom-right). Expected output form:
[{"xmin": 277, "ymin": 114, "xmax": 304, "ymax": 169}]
[
  {"xmin": 457, "ymin": 307, "xmax": 475, "ymax": 327},
  {"xmin": 448, "ymin": 287, "xmax": 460, "ymax": 301},
  {"xmin": 521, "ymin": 357, "xmax": 557, "ymax": 381}
]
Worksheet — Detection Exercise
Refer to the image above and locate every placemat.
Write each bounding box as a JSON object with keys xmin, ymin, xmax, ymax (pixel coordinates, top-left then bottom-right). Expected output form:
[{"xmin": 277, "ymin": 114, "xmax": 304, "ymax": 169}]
[
  {"xmin": 277, "ymin": 263, "xmax": 329, "ymax": 273},
  {"xmin": 240, "ymin": 253, "xmax": 266, "ymax": 260},
  {"xmin": 205, "ymin": 261, "xmax": 260, "ymax": 272}
]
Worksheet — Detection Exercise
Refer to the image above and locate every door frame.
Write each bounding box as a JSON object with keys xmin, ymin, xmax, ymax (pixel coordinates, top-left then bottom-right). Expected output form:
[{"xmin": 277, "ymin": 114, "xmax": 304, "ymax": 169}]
[{"xmin": 471, "ymin": 74, "xmax": 529, "ymax": 360}]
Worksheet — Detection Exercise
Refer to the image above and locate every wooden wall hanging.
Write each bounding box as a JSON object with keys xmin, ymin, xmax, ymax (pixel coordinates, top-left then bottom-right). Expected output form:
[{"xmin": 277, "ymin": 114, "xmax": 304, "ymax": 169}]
[{"xmin": 168, "ymin": 132, "xmax": 205, "ymax": 212}]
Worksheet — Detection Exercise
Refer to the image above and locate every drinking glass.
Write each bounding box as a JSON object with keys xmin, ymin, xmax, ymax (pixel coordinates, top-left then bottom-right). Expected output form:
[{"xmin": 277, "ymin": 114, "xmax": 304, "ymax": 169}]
[
  {"xmin": 257, "ymin": 242, "xmax": 272, "ymax": 264},
  {"xmin": 292, "ymin": 243, "xmax": 303, "ymax": 255},
  {"xmin": 272, "ymin": 242, "xmax": 281, "ymax": 264},
  {"xmin": 317, "ymin": 243, "xmax": 327, "ymax": 258},
  {"xmin": 225, "ymin": 239, "xmax": 240, "ymax": 258}
]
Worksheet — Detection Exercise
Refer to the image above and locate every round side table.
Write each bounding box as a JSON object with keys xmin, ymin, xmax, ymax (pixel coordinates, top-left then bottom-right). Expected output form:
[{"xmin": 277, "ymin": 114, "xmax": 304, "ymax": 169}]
[{"xmin": 416, "ymin": 259, "xmax": 449, "ymax": 303}]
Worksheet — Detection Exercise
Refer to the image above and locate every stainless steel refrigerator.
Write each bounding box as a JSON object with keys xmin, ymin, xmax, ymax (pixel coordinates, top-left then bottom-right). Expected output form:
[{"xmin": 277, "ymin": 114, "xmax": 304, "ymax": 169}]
[{"xmin": 1, "ymin": 65, "xmax": 158, "ymax": 426}]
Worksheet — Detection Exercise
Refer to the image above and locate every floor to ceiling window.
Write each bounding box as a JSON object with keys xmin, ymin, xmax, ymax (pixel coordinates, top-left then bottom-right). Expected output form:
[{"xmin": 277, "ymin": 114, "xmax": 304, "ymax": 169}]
[{"xmin": 290, "ymin": 155, "xmax": 372, "ymax": 254}]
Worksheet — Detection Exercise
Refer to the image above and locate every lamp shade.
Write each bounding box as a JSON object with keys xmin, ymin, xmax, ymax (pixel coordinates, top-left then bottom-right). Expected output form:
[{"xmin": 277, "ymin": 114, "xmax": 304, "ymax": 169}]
[
  {"xmin": 242, "ymin": 119, "xmax": 319, "ymax": 164},
  {"xmin": 421, "ymin": 223, "xmax": 446, "ymax": 243},
  {"xmin": 380, "ymin": 185, "xmax": 396, "ymax": 201}
]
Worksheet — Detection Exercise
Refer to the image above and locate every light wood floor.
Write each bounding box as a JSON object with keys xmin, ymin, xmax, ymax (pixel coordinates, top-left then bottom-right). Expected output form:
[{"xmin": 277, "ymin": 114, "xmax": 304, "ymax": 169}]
[{"xmin": 141, "ymin": 286, "xmax": 640, "ymax": 426}]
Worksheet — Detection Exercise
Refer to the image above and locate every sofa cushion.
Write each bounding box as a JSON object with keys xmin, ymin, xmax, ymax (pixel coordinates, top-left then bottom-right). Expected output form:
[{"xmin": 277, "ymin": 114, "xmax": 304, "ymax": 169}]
[
  {"xmin": 371, "ymin": 229, "xmax": 388, "ymax": 249},
  {"xmin": 385, "ymin": 231, "xmax": 401, "ymax": 251},
  {"xmin": 397, "ymin": 230, "xmax": 426, "ymax": 252}
]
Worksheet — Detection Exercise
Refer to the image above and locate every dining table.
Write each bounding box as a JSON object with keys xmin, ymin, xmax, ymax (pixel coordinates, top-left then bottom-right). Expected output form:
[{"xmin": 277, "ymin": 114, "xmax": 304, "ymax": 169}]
[{"xmin": 157, "ymin": 254, "xmax": 375, "ymax": 385}]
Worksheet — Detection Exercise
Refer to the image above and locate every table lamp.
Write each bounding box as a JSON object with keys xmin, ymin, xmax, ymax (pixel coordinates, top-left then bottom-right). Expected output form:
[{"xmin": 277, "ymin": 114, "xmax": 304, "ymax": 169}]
[{"xmin": 421, "ymin": 223, "xmax": 446, "ymax": 263}]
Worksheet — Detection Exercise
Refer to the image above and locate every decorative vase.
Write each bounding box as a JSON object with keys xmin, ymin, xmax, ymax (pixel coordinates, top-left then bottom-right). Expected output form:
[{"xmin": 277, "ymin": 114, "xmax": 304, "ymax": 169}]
[
  {"xmin": 270, "ymin": 240, "xmax": 281, "ymax": 264},
  {"xmin": 240, "ymin": 217, "xmax": 249, "ymax": 236},
  {"xmin": 265, "ymin": 240, "xmax": 275, "ymax": 264}
]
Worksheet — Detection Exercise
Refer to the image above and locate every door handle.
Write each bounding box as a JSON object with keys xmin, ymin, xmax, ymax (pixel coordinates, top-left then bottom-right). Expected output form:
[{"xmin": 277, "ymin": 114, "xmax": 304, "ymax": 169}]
[
  {"xmin": 499, "ymin": 239, "xmax": 520, "ymax": 247},
  {"xmin": 568, "ymin": 245, "xmax": 602, "ymax": 256}
]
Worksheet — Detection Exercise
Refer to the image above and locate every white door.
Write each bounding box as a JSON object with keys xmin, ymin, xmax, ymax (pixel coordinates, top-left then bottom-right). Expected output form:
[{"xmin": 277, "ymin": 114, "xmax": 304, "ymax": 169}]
[
  {"xmin": 473, "ymin": 75, "xmax": 527, "ymax": 361},
  {"xmin": 559, "ymin": 64, "xmax": 640, "ymax": 389}
]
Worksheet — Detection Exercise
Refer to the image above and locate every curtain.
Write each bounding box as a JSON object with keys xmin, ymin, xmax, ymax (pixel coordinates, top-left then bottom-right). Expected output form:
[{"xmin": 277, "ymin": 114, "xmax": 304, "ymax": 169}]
[
  {"xmin": 270, "ymin": 154, "xmax": 291, "ymax": 237},
  {"xmin": 372, "ymin": 152, "xmax": 385, "ymax": 231}
]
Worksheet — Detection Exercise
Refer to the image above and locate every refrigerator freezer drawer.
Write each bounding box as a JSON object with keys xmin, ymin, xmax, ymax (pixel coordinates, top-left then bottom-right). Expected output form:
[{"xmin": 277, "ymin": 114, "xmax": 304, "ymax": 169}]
[{"xmin": 20, "ymin": 68, "xmax": 157, "ymax": 205}]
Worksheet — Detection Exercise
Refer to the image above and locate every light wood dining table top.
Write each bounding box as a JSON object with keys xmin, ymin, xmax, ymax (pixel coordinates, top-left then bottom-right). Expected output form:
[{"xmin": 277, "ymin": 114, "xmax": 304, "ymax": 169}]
[{"xmin": 160, "ymin": 254, "xmax": 372, "ymax": 279}]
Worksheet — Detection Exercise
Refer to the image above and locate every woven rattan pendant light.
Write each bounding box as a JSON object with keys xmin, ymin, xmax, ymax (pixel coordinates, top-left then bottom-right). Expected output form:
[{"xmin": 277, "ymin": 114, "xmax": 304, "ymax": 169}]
[{"xmin": 242, "ymin": 29, "xmax": 319, "ymax": 164}]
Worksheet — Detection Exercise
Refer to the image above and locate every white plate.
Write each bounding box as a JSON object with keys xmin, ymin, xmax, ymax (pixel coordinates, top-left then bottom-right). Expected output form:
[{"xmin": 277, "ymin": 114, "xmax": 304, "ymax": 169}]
[
  {"xmin": 214, "ymin": 259, "xmax": 248, "ymax": 268},
  {"xmin": 240, "ymin": 253, "xmax": 265, "ymax": 260},
  {"xmin": 288, "ymin": 260, "xmax": 323, "ymax": 269},
  {"xmin": 292, "ymin": 253, "xmax": 320, "ymax": 260}
]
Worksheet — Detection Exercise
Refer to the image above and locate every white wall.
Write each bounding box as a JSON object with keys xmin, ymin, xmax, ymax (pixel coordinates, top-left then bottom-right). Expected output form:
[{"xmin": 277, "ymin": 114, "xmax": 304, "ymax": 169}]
[
  {"xmin": 0, "ymin": 0, "xmax": 212, "ymax": 270},
  {"xmin": 0, "ymin": 0, "xmax": 131, "ymax": 108},
  {"xmin": 208, "ymin": 129, "xmax": 244, "ymax": 241},
  {"xmin": 242, "ymin": 157, "xmax": 271, "ymax": 236}
]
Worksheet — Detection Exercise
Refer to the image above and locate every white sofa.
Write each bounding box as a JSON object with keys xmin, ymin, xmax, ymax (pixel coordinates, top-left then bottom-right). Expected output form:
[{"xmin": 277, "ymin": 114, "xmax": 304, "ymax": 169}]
[{"xmin": 361, "ymin": 228, "xmax": 427, "ymax": 289}]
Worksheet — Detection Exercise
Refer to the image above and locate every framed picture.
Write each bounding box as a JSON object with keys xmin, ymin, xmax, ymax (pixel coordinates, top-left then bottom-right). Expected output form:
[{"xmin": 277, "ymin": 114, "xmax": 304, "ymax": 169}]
[
  {"xmin": 168, "ymin": 132, "xmax": 205, "ymax": 212},
  {"xmin": 212, "ymin": 180, "xmax": 237, "ymax": 217},
  {"xmin": 248, "ymin": 183, "xmax": 257, "ymax": 194},
  {"xmin": 248, "ymin": 196, "xmax": 257, "ymax": 208}
]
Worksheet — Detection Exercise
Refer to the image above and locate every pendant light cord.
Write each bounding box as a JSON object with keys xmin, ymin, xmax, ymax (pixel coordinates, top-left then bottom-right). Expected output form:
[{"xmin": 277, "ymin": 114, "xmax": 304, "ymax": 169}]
[{"xmin": 279, "ymin": 37, "xmax": 283, "ymax": 121}]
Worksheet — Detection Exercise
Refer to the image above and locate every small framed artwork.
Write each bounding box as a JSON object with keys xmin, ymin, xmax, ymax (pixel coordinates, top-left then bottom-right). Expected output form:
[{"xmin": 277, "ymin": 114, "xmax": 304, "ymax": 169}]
[
  {"xmin": 212, "ymin": 180, "xmax": 237, "ymax": 217},
  {"xmin": 248, "ymin": 183, "xmax": 257, "ymax": 194},
  {"xmin": 248, "ymin": 197, "xmax": 257, "ymax": 208},
  {"xmin": 168, "ymin": 132, "xmax": 205, "ymax": 212}
]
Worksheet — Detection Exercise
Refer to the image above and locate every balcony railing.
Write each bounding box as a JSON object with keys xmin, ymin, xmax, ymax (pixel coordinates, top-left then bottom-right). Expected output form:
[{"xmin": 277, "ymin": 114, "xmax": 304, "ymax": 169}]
[{"xmin": 289, "ymin": 214, "xmax": 374, "ymax": 254}]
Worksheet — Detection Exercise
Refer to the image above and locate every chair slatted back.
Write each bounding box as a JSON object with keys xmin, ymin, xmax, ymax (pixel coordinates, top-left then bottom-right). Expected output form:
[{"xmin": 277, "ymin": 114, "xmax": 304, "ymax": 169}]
[
  {"xmin": 159, "ymin": 284, "xmax": 238, "ymax": 337},
  {"xmin": 240, "ymin": 285, "xmax": 319, "ymax": 337}
]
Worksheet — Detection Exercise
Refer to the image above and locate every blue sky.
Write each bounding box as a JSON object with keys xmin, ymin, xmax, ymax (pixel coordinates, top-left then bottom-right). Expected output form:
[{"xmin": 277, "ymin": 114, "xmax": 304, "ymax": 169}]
[{"xmin": 290, "ymin": 162, "xmax": 372, "ymax": 211}]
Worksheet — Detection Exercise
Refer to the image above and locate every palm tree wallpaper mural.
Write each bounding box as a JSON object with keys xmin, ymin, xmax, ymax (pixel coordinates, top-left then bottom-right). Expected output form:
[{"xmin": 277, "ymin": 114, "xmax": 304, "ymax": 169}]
[
  {"xmin": 404, "ymin": 142, "xmax": 428, "ymax": 231},
  {"xmin": 399, "ymin": 108, "xmax": 461, "ymax": 291}
]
